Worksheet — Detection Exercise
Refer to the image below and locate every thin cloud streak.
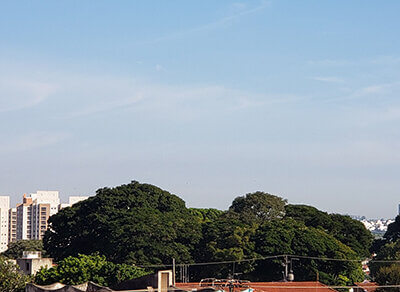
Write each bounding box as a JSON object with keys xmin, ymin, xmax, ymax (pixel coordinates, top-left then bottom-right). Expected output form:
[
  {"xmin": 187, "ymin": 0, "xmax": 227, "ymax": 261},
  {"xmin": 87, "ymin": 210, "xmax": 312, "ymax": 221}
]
[
  {"xmin": 0, "ymin": 132, "xmax": 70, "ymax": 153},
  {"xmin": 0, "ymin": 79, "xmax": 57, "ymax": 112},
  {"xmin": 311, "ymin": 76, "xmax": 344, "ymax": 83},
  {"xmin": 135, "ymin": 1, "xmax": 270, "ymax": 45}
]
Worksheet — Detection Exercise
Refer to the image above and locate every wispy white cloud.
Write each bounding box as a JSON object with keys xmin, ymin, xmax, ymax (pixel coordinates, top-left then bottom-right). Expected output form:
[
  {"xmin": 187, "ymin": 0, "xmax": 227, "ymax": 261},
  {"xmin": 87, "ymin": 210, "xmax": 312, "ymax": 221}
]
[
  {"xmin": 322, "ymin": 82, "xmax": 400, "ymax": 103},
  {"xmin": 0, "ymin": 79, "xmax": 57, "ymax": 112},
  {"xmin": 349, "ymin": 82, "xmax": 398, "ymax": 99},
  {"xmin": 307, "ymin": 59, "xmax": 352, "ymax": 66},
  {"xmin": 370, "ymin": 55, "xmax": 400, "ymax": 65},
  {"xmin": 0, "ymin": 132, "xmax": 70, "ymax": 153},
  {"xmin": 155, "ymin": 64, "xmax": 166, "ymax": 72},
  {"xmin": 136, "ymin": 1, "xmax": 270, "ymax": 45},
  {"xmin": 311, "ymin": 76, "xmax": 344, "ymax": 83}
]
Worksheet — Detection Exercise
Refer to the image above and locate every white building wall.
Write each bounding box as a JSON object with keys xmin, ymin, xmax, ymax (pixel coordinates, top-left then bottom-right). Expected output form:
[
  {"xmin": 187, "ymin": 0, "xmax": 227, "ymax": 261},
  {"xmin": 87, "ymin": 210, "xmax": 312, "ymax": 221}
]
[
  {"xmin": 69, "ymin": 196, "xmax": 88, "ymax": 206},
  {"xmin": 17, "ymin": 204, "xmax": 30, "ymax": 240},
  {"xmin": 29, "ymin": 191, "xmax": 60, "ymax": 216},
  {"xmin": 8, "ymin": 208, "xmax": 17, "ymax": 243},
  {"xmin": 0, "ymin": 196, "xmax": 10, "ymax": 252}
]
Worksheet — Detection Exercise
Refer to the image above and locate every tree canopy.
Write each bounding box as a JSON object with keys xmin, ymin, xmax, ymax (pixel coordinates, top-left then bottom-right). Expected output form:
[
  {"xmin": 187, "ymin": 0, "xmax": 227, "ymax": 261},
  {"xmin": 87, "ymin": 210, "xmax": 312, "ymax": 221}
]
[
  {"xmin": 252, "ymin": 219, "xmax": 364, "ymax": 285},
  {"xmin": 369, "ymin": 239, "xmax": 400, "ymax": 291},
  {"xmin": 384, "ymin": 216, "xmax": 400, "ymax": 243},
  {"xmin": 2, "ymin": 240, "xmax": 46, "ymax": 260},
  {"xmin": 229, "ymin": 191, "xmax": 287, "ymax": 224},
  {"xmin": 190, "ymin": 208, "xmax": 224, "ymax": 223},
  {"xmin": 0, "ymin": 256, "xmax": 30, "ymax": 292},
  {"xmin": 43, "ymin": 181, "xmax": 367, "ymax": 286},
  {"xmin": 285, "ymin": 204, "xmax": 373, "ymax": 257},
  {"xmin": 44, "ymin": 181, "xmax": 202, "ymax": 264},
  {"xmin": 35, "ymin": 253, "xmax": 148, "ymax": 287}
]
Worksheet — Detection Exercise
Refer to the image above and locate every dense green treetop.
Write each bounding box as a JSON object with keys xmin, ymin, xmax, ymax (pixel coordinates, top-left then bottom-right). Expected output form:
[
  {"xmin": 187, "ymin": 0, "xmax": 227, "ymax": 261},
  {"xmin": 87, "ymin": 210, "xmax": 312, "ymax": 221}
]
[
  {"xmin": 285, "ymin": 205, "xmax": 373, "ymax": 257},
  {"xmin": 44, "ymin": 181, "xmax": 202, "ymax": 264},
  {"xmin": 42, "ymin": 182, "xmax": 366, "ymax": 286},
  {"xmin": 369, "ymin": 239, "xmax": 400, "ymax": 290},
  {"xmin": 384, "ymin": 216, "xmax": 400, "ymax": 243},
  {"xmin": 229, "ymin": 191, "xmax": 287, "ymax": 224},
  {"xmin": 190, "ymin": 208, "xmax": 224, "ymax": 223},
  {"xmin": 192, "ymin": 212, "xmax": 258, "ymax": 279},
  {"xmin": 0, "ymin": 256, "xmax": 30, "ymax": 292},
  {"xmin": 374, "ymin": 264, "xmax": 400, "ymax": 292},
  {"xmin": 35, "ymin": 253, "xmax": 148, "ymax": 287},
  {"xmin": 1, "ymin": 240, "xmax": 46, "ymax": 259},
  {"xmin": 369, "ymin": 240, "xmax": 400, "ymax": 276},
  {"xmin": 253, "ymin": 219, "xmax": 364, "ymax": 285}
]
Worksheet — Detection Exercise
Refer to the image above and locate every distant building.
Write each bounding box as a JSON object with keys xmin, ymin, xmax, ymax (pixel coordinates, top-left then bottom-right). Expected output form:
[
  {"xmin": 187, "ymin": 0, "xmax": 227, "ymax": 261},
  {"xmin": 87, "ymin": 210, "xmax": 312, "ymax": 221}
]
[
  {"xmin": 0, "ymin": 196, "xmax": 10, "ymax": 252},
  {"xmin": 69, "ymin": 196, "xmax": 88, "ymax": 206},
  {"xmin": 17, "ymin": 251, "xmax": 53, "ymax": 275},
  {"xmin": 8, "ymin": 208, "xmax": 17, "ymax": 243},
  {"xmin": 0, "ymin": 191, "xmax": 89, "ymax": 248}
]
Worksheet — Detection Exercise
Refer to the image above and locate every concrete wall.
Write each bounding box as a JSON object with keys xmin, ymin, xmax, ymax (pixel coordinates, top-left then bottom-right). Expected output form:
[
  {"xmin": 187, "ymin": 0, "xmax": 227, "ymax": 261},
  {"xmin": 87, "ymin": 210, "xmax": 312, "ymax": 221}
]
[{"xmin": 17, "ymin": 257, "xmax": 53, "ymax": 275}]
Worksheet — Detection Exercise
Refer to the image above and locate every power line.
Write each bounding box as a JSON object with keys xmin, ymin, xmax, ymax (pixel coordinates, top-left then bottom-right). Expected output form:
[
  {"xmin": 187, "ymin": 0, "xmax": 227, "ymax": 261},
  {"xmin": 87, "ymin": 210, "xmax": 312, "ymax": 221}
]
[
  {"xmin": 138, "ymin": 255, "xmax": 284, "ymax": 268},
  {"xmin": 138, "ymin": 254, "xmax": 400, "ymax": 268}
]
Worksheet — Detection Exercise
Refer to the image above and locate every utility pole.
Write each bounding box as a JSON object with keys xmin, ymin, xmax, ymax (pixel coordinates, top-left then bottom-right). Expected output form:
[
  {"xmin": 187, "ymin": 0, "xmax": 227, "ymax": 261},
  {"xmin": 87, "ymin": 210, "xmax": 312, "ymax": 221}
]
[
  {"xmin": 284, "ymin": 255, "xmax": 289, "ymax": 281},
  {"xmin": 172, "ymin": 258, "xmax": 176, "ymax": 286}
]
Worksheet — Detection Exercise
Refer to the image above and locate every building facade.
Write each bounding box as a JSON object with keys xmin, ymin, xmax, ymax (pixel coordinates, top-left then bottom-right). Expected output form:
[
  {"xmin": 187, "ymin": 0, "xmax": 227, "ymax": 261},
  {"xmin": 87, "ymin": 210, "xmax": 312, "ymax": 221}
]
[
  {"xmin": 8, "ymin": 208, "xmax": 17, "ymax": 243},
  {"xmin": 0, "ymin": 191, "xmax": 89, "ymax": 248},
  {"xmin": 0, "ymin": 196, "xmax": 10, "ymax": 252}
]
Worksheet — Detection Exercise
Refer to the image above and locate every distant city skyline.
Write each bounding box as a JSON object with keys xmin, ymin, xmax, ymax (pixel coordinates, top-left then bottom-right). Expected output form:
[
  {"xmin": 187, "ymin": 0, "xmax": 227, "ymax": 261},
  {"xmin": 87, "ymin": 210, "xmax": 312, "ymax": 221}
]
[{"xmin": 1, "ymin": 1, "xmax": 400, "ymax": 218}]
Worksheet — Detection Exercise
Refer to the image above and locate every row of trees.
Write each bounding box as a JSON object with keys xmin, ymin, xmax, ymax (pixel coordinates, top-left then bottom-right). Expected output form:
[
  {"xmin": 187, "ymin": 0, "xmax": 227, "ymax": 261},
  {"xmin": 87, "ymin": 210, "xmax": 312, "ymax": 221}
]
[
  {"xmin": 14, "ymin": 180, "xmax": 400, "ymax": 290},
  {"xmin": 40, "ymin": 181, "xmax": 372, "ymax": 286}
]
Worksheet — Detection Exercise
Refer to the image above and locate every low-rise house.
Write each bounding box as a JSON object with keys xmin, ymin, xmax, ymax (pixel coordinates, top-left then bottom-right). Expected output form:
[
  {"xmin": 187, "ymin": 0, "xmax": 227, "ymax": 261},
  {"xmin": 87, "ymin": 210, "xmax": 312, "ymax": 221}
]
[{"xmin": 16, "ymin": 251, "xmax": 53, "ymax": 275}]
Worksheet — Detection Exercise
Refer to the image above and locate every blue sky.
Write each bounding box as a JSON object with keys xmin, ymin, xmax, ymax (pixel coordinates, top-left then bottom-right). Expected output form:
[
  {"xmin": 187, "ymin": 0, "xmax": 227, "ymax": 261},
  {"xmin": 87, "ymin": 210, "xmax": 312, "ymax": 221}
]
[{"xmin": 1, "ymin": 1, "xmax": 399, "ymax": 218}]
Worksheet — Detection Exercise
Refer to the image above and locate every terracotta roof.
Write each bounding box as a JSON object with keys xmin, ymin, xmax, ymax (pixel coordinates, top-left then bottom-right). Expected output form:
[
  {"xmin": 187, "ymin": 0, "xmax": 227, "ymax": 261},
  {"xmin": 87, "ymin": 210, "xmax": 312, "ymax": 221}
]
[{"xmin": 176, "ymin": 282, "xmax": 337, "ymax": 292}]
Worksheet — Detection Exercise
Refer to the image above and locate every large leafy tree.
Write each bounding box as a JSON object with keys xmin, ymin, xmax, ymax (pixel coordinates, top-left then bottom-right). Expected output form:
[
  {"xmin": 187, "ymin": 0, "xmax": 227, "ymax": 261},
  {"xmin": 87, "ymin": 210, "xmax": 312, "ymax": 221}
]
[
  {"xmin": 192, "ymin": 213, "xmax": 258, "ymax": 280},
  {"xmin": 192, "ymin": 192, "xmax": 287, "ymax": 280},
  {"xmin": 374, "ymin": 264, "xmax": 400, "ymax": 292},
  {"xmin": 2, "ymin": 240, "xmax": 46, "ymax": 259},
  {"xmin": 369, "ymin": 240, "xmax": 400, "ymax": 291},
  {"xmin": 384, "ymin": 216, "xmax": 400, "ymax": 243},
  {"xmin": 229, "ymin": 191, "xmax": 287, "ymax": 224},
  {"xmin": 192, "ymin": 197, "xmax": 364, "ymax": 286},
  {"xmin": 190, "ymin": 208, "xmax": 224, "ymax": 223},
  {"xmin": 252, "ymin": 219, "xmax": 364, "ymax": 285},
  {"xmin": 285, "ymin": 205, "xmax": 373, "ymax": 257},
  {"xmin": 35, "ymin": 253, "xmax": 148, "ymax": 287},
  {"xmin": 0, "ymin": 256, "xmax": 30, "ymax": 292},
  {"xmin": 44, "ymin": 181, "xmax": 202, "ymax": 265}
]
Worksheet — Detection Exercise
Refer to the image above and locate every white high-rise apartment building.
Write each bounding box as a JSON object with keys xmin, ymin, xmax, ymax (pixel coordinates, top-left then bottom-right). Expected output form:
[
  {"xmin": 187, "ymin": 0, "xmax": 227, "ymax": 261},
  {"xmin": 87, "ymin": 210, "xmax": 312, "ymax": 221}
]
[
  {"xmin": 0, "ymin": 196, "xmax": 10, "ymax": 252},
  {"xmin": 0, "ymin": 191, "xmax": 88, "ymax": 249},
  {"xmin": 8, "ymin": 208, "xmax": 17, "ymax": 243},
  {"xmin": 17, "ymin": 191, "xmax": 60, "ymax": 240}
]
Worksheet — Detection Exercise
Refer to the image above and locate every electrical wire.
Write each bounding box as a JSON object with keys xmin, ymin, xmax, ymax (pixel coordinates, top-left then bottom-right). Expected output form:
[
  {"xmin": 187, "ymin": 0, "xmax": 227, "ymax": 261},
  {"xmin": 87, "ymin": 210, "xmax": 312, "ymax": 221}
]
[{"xmin": 138, "ymin": 254, "xmax": 400, "ymax": 268}]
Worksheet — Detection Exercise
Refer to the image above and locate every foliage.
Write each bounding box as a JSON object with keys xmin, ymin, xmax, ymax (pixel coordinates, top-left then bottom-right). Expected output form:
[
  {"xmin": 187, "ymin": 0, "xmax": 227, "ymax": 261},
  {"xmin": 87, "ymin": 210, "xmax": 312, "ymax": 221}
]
[
  {"xmin": 370, "ymin": 240, "xmax": 400, "ymax": 277},
  {"xmin": 35, "ymin": 253, "xmax": 148, "ymax": 287},
  {"xmin": 384, "ymin": 216, "xmax": 400, "ymax": 243},
  {"xmin": 44, "ymin": 181, "xmax": 202, "ymax": 265},
  {"xmin": 285, "ymin": 205, "xmax": 373, "ymax": 257},
  {"xmin": 252, "ymin": 219, "xmax": 364, "ymax": 285},
  {"xmin": 229, "ymin": 191, "xmax": 287, "ymax": 224},
  {"xmin": 190, "ymin": 208, "xmax": 224, "ymax": 223},
  {"xmin": 0, "ymin": 256, "xmax": 31, "ymax": 292},
  {"xmin": 193, "ymin": 211, "xmax": 364, "ymax": 285},
  {"xmin": 42, "ymin": 181, "xmax": 366, "ymax": 286},
  {"xmin": 2, "ymin": 240, "xmax": 46, "ymax": 259},
  {"xmin": 192, "ymin": 213, "xmax": 258, "ymax": 279},
  {"xmin": 374, "ymin": 264, "xmax": 400, "ymax": 292}
]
